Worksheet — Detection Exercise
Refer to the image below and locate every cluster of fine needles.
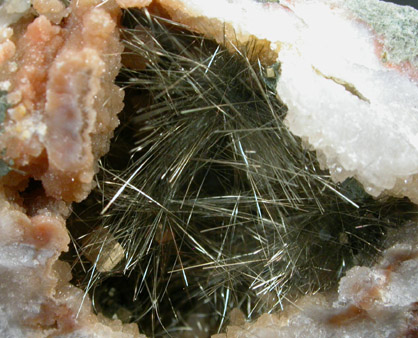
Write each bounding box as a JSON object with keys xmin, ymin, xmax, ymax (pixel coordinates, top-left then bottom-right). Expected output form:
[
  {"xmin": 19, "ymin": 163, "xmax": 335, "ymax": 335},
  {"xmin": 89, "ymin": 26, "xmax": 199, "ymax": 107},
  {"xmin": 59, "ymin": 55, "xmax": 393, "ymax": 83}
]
[{"xmin": 66, "ymin": 9, "xmax": 414, "ymax": 337}]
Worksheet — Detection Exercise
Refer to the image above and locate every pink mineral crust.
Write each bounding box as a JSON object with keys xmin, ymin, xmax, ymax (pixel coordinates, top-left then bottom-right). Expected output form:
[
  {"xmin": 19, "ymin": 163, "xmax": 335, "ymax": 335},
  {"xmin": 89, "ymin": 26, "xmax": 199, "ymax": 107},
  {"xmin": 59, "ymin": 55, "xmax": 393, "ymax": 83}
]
[
  {"xmin": 3, "ymin": 15, "xmax": 63, "ymax": 170},
  {"xmin": 0, "ymin": 186, "xmax": 142, "ymax": 337},
  {"xmin": 116, "ymin": 0, "xmax": 152, "ymax": 9},
  {"xmin": 32, "ymin": 0, "xmax": 70, "ymax": 24},
  {"xmin": 0, "ymin": 39, "xmax": 15, "ymax": 65},
  {"xmin": 42, "ymin": 1, "xmax": 124, "ymax": 202},
  {"xmin": 0, "ymin": 0, "xmax": 145, "ymax": 336},
  {"xmin": 0, "ymin": 0, "xmax": 124, "ymax": 203}
]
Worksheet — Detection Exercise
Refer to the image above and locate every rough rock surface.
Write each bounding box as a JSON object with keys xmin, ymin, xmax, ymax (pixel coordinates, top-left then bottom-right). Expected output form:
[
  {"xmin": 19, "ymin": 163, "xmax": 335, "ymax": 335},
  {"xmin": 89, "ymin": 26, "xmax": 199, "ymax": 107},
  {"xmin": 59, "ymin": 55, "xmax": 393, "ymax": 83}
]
[
  {"xmin": 0, "ymin": 0, "xmax": 143, "ymax": 337},
  {"xmin": 0, "ymin": 186, "xmax": 141, "ymax": 337},
  {"xmin": 0, "ymin": 0, "xmax": 124, "ymax": 203}
]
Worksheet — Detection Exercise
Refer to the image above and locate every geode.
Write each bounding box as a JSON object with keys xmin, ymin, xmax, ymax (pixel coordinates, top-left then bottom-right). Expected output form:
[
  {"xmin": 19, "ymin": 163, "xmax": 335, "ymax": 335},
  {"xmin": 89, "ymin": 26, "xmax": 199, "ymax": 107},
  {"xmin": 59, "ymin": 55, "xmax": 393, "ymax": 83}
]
[{"xmin": 0, "ymin": 0, "xmax": 416, "ymax": 337}]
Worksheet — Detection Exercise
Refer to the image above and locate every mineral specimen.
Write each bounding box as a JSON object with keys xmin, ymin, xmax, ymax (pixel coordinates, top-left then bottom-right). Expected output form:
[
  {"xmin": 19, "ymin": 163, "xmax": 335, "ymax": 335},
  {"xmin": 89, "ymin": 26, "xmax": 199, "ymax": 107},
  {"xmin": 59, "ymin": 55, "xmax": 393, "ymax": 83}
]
[
  {"xmin": 0, "ymin": 0, "xmax": 141, "ymax": 336},
  {"xmin": 0, "ymin": 0, "xmax": 416, "ymax": 337}
]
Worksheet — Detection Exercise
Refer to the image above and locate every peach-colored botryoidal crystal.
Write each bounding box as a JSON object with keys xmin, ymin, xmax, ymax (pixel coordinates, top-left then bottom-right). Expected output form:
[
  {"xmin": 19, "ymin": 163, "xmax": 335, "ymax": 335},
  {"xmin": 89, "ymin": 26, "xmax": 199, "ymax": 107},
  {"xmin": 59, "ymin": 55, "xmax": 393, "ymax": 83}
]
[
  {"xmin": 116, "ymin": 0, "xmax": 152, "ymax": 9},
  {"xmin": 32, "ymin": 0, "xmax": 70, "ymax": 24},
  {"xmin": 0, "ymin": 0, "xmax": 142, "ymax": 336},
  {"xmin": 0, "ymin": 38, "xmax": 15, "ymax": 65},
  {"xmin": 2, "ymin": 15, "xmax": 63, "ymax": 166},
  {"xmin": 0, "ymin": 0, "xmax": 124, "ymax": 202}
]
